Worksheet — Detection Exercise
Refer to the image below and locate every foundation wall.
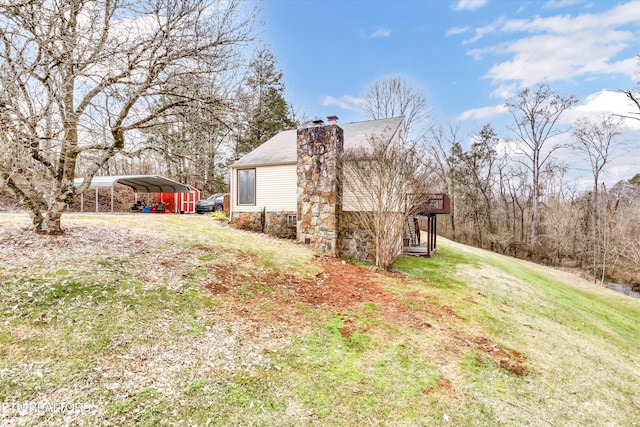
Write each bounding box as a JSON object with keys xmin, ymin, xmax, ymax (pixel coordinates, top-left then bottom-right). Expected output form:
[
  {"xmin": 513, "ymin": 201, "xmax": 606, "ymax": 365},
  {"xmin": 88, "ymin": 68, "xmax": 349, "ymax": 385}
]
[{"xmin": 231, "ymin": 210, "xmax": 297, "ymax": 239}]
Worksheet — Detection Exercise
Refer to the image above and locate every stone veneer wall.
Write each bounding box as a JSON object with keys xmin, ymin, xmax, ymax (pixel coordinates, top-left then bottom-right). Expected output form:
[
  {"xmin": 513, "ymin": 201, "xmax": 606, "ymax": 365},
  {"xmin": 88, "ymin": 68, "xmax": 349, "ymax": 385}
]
[
  {"xmin": 231, "ymin": 211, "xmax": 297, "ymax": 239},
  {"xmin": 338, "ymin": 211, "xmax": 376, "ymax": 263},
  {"xmin": 266, "ymin": 211, "xmax": 297, "ymax": 239},
  {"xmin": 296, "ymin": 124, "xmax": 343, "ymax": 256}
]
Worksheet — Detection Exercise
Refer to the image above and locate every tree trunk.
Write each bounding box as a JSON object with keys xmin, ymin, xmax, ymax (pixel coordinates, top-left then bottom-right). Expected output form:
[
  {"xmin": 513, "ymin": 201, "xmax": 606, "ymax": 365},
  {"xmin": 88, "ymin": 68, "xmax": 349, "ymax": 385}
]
[
  {"xmin": 531, "ymin": 153, "xmax": 539, "ymax": 248},
  {"xmin": 37, "ymin": 212, "xmax": 64, "ymax": 235},
  {"xmin": 592, "ymin": 181, "xmax": 598, "ymax": 283},
  {"xmin": 33, "ymin": 203, "xmax": 66, "ymax": 235}
]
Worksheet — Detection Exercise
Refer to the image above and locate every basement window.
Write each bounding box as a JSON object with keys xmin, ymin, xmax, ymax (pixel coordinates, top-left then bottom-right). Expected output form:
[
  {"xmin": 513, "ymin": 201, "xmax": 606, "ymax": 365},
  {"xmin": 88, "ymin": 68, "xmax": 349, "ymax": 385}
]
[{"xmin": 287, "ymin": 214, "xmax": 297, "ymax": 227}]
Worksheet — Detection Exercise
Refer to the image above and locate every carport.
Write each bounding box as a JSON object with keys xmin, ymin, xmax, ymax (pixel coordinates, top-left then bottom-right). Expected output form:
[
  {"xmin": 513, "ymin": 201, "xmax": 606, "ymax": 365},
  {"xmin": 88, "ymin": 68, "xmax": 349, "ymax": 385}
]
[{"xmin": 73, "ymin": 175, "xmax": 192, "ymax": 213}]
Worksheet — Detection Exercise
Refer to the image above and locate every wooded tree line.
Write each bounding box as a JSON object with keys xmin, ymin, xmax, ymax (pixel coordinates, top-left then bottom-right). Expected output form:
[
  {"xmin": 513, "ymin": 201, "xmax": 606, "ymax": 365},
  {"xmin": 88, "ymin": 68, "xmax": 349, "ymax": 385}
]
[
  {"xmin": 352, "ymin": 76, "xmax": 639, "ymax": 281},
  {"xmin": 426, "ymin": 82, "xmax": 640, "ymax": 286}
]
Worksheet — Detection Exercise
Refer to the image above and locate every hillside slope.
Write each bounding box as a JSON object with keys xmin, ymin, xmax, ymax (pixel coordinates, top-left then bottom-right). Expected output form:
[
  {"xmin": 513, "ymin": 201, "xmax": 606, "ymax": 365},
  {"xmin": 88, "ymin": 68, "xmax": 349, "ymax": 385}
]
[
  {"xmin": 396, "ymin": 238, "xmax": 640, "ymax": 426},
  {"xmin": 1, "ymin": 213, "xmax": 638, "ymax": 426}
]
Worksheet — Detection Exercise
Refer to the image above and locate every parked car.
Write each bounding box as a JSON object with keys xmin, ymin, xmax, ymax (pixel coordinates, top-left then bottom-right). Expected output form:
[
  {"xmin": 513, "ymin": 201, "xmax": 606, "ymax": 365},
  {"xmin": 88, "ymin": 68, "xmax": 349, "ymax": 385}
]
[{"xmin": 195, "ymin": 193, "xmax": 224, "ymax": 214}]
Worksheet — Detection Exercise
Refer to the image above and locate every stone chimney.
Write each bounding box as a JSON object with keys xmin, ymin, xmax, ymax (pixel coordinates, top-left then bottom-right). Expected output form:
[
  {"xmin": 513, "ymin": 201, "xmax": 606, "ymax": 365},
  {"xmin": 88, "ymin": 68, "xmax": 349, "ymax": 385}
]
[
  {"xmin": 327, "ymin": 115, "xmax": 339, "ymax": 125},
  {"xmin": 296, "ymin": 120, "xmax": 343, "ymax": 256}
]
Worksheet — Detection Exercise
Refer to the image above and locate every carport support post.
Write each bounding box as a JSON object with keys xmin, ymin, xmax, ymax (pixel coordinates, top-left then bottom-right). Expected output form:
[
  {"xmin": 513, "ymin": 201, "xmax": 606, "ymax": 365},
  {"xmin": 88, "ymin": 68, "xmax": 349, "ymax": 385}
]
[
  {"xmin": 80, "ymin": 193, "xmax": 84, "ymax": 213},
  {"xmin": 111, "ymin": 186, "xmax": 114, "ymax": 213},
  {"xmin": 95, "ymin": 187, "xmax": 99, "ymax": 213}
]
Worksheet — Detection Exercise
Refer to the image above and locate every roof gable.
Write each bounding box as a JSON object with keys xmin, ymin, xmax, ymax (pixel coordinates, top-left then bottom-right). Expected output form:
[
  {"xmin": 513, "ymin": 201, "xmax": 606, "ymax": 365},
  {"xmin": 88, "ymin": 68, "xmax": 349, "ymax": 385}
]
[{"xmin": 232, "ymin": 116, "xmax": 404, "ymax": 168}]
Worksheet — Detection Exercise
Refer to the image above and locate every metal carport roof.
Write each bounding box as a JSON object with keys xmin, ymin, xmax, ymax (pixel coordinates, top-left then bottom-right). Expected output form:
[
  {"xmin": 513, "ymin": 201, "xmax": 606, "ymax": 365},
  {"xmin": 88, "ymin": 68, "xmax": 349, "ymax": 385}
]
[
  {"xmin": 74, "ymin": 175, "xmax": 191, "ymax": 193},
  {"xmin": 73, "ymin": 175, "xmax": 192, "ymax": 213}
]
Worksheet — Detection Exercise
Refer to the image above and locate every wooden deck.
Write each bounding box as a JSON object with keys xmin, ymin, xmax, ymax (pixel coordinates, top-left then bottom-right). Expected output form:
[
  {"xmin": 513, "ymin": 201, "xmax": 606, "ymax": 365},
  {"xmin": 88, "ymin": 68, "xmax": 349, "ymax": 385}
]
[{"xmin": 402, "ymin": 246, "xmax": 435, "ymax": 258}]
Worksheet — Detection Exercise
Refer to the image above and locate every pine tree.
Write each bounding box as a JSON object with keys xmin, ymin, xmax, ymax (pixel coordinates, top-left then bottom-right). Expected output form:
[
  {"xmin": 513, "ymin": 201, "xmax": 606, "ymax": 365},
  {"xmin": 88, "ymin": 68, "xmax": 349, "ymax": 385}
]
[{"xmin": 234, "ymin": 49, "xmax": 298, "ymax": 158}]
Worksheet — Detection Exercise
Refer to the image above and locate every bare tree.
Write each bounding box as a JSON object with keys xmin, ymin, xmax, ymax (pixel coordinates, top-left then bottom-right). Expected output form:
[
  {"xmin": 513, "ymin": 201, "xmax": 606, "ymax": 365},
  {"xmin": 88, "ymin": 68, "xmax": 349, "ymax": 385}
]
[
  {"xmin": 427, "ymin": 123, "xmax": 462, "ymax": 240},
  {"xmin": 617, "ymin": 199, "xmax": 640, "ymax": 272},
  {"xmin": 573, "ymin": 114, "xmax": 626, "ymax": 282},
  {"xmin": 141, "ymin": 82, "xmax": 234, "ymax": 194},
  {"xmin": 506, "ymin": 166, "xmax": 531, "ymax": 246},
  {"xmin": 621, "ymin": 55, "xmax": 640, "ymax": 122},
  {"xmin": 506, "ymin": 82, "xmax": 577, "ymax": 248},
  {"xmin": 0, "ymin": 0, "xmax": 254, "ymax": 234},
  {"xmin": 362, "ymin": 76, "xmax": 432, "ymax": 142},
  {"xmin": 622, "ymin": 90, "xmax": 640, "ymax": 122},
  {"xmin": 605, "ymin": 177, "xmax": 640, "ymax": 284},
  {"xmin": 454, "ymin": 124, "xmax": 499, "ymax": 248},
  {"xmin": 539, "ymin": 184, "xmax": 580, "ymax": 265},
  {"xmin": 343, "ymin": 134, "xmax": 432, "ymax": 270}
]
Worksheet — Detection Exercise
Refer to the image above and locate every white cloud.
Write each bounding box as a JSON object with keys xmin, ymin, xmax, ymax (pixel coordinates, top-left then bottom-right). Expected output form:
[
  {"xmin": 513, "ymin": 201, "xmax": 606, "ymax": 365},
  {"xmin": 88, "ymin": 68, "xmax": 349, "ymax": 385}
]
[
  {"xmin": 322, "ymin": 95, "xmax": 365, "ymax": 111},
  {"xmin": 446, "ymin": 26, "xmax": 470, "ymax": 36},
  {"xmin": 543, "ymin": 0, "xmax": 586, "ymax": 9},
  {"xmin": 457, "ymin": 104, "xmax": 509, "ymax": 121},
  {"xmin": 453, "ymin": 0, "xmax": 488, "ymax": 12},
  {"xmin": 489, "ymin": 82, "xmax": 520, "ymax": 99},
  {"xmin": 370, "ymin": 28, "xmax": 391, "ymax": 38},
  {"xmin": 499, "ymin": 2, "xmax": 640, "ymax": 34},
  {"xmin": 568, "ymin": 89, "xmax": 640, "ymax": 129},
  {"xmin": 609, "ymin": 163, "xmax": 637, "ymax": 179},
  {"xmin": 577, "ymin": 90, "xmax": 632, "ymax": 114},
  {"xmin": 465, "ymin": 1, "xmax": 640, "ymax": 92},
  {"xmin": 486, "ymin": 32, "xmax": 634, "ymax": 86},
  {"xmin": 605, "ymin": 157, "xmax": 640, "ymax": 184},
  {"xmin": 463, "ymin": 17, "xmax": 507, "ymax": 45}
]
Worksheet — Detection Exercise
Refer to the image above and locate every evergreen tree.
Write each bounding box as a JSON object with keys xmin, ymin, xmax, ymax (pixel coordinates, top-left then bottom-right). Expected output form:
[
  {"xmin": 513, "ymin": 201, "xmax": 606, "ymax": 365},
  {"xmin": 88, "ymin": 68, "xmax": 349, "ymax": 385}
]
[{"xmin": 234, "ymin": 49, "xmax": 298, "ymax": 158}]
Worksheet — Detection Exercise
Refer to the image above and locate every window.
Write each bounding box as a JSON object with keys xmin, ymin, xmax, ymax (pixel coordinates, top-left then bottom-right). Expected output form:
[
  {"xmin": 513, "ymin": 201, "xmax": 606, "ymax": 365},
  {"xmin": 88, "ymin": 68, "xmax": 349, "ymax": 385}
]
[
  {"xmin": 287, "ymin": 214, "xmax": 297, "ymax": 227},
  {"xmin": 237, "ymin": 168, "xmax": 255, "ymax": 205}
]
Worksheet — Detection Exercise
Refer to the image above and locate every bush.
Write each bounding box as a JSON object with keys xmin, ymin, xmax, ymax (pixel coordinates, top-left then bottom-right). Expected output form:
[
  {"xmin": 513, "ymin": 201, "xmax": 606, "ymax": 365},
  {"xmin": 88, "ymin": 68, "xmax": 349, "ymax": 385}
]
[{"xmin": 209, "ymin": 211, "xmax": 229, "ymax": 222}]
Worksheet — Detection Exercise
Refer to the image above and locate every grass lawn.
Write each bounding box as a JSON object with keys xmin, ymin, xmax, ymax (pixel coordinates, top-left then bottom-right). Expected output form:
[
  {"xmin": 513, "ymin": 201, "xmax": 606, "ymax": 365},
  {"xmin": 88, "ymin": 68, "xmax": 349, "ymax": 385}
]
[{"xmin": 1, "ymin": 213, "xmax": 639, "ymax": 426}]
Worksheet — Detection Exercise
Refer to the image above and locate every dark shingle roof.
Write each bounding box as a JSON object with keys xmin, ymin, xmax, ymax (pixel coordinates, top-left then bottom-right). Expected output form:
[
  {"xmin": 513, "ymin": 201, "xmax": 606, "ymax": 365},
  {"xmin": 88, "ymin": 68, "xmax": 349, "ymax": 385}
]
[{"xmin": 232, "ymin": 116, "xmax": 404, "ymax": 168}]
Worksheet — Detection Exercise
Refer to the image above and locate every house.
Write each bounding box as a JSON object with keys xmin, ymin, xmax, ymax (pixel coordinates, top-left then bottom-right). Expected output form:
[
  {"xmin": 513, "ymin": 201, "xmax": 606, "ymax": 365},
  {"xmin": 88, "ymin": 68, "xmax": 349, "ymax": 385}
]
[{"xmin": 229, "ymin": 116, "xmax": 406, "ymax": 262}]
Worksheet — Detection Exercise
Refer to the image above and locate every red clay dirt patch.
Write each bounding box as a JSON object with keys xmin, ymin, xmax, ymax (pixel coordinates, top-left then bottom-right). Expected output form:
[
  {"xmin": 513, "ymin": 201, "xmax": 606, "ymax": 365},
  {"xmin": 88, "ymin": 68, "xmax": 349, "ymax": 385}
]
[
  {"xmin": 206, "ymin": 257, "xmax": 402, "ymax": 310},
  {"xmin": 300, "ymin": 258, "xmax": 398, "ymax": 308},
  {"xmin": 203, "ymin": 257, "xmax": 435, "ymax": 330},
  {"xmin": 436, "ymin": 377, "xmax": 453, "ymax": 391},
  {"xmin": 403, "ymin": 290, "xmax": 464, "ymax": 321},
  {"xmin": 204, "ymin": 263, "xmax": 238, "ymax": 294},
  {"xmin": 423, "ymin": 377, "xmax": 454, "ymax": 396},
  {"xmin": 202, "ymin": 255, "xmax": 527, "ymax": 376},
  {"xmin": 455, "ymin": 332, "xmax": 528, "ymax": 376}
]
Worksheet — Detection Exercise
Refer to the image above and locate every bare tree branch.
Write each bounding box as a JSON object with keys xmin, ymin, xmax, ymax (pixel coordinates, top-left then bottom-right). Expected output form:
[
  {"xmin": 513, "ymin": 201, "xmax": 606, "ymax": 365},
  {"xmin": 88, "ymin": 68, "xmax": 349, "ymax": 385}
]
[
  {"xmin": 505, "ymin": 82, "xmax": 577, "ymax": 247},
  {"xmin": 0, "ymin": 0, "xmax": 256, "ymax": 233}
]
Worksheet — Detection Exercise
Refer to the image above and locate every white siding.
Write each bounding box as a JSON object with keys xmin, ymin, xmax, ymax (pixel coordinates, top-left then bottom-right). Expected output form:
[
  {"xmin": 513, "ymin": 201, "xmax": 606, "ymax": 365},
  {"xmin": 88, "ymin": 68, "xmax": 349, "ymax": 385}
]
[
  {"xmin": 342, "ymin": 164, "xmax": 405, "ymax": 213},
  {"xmin": 342, "ymin": 166, "xmax": 375, "ymax": 212},
  {"xmin": 342, "ymin": 180, "xmax": 372, "ymax": 212},
  {"xmin": 231, "ymin": 164, "xmax": 297, "ymax": 213}
]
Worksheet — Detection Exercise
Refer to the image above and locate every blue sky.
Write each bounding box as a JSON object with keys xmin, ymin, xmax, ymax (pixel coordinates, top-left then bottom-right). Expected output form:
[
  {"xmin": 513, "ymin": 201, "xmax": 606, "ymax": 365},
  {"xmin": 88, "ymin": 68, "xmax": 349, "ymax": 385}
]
[{"xmin": 257, "ymin": 0, "xmax": 640, "ymax": 185}]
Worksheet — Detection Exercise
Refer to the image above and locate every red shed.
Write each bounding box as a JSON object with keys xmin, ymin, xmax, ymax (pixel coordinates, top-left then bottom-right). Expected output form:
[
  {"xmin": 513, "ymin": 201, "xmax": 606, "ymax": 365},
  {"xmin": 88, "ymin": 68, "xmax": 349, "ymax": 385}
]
[{"xmin": 156, "ymin": 186, "xmax": 200, "ymax": 213}]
